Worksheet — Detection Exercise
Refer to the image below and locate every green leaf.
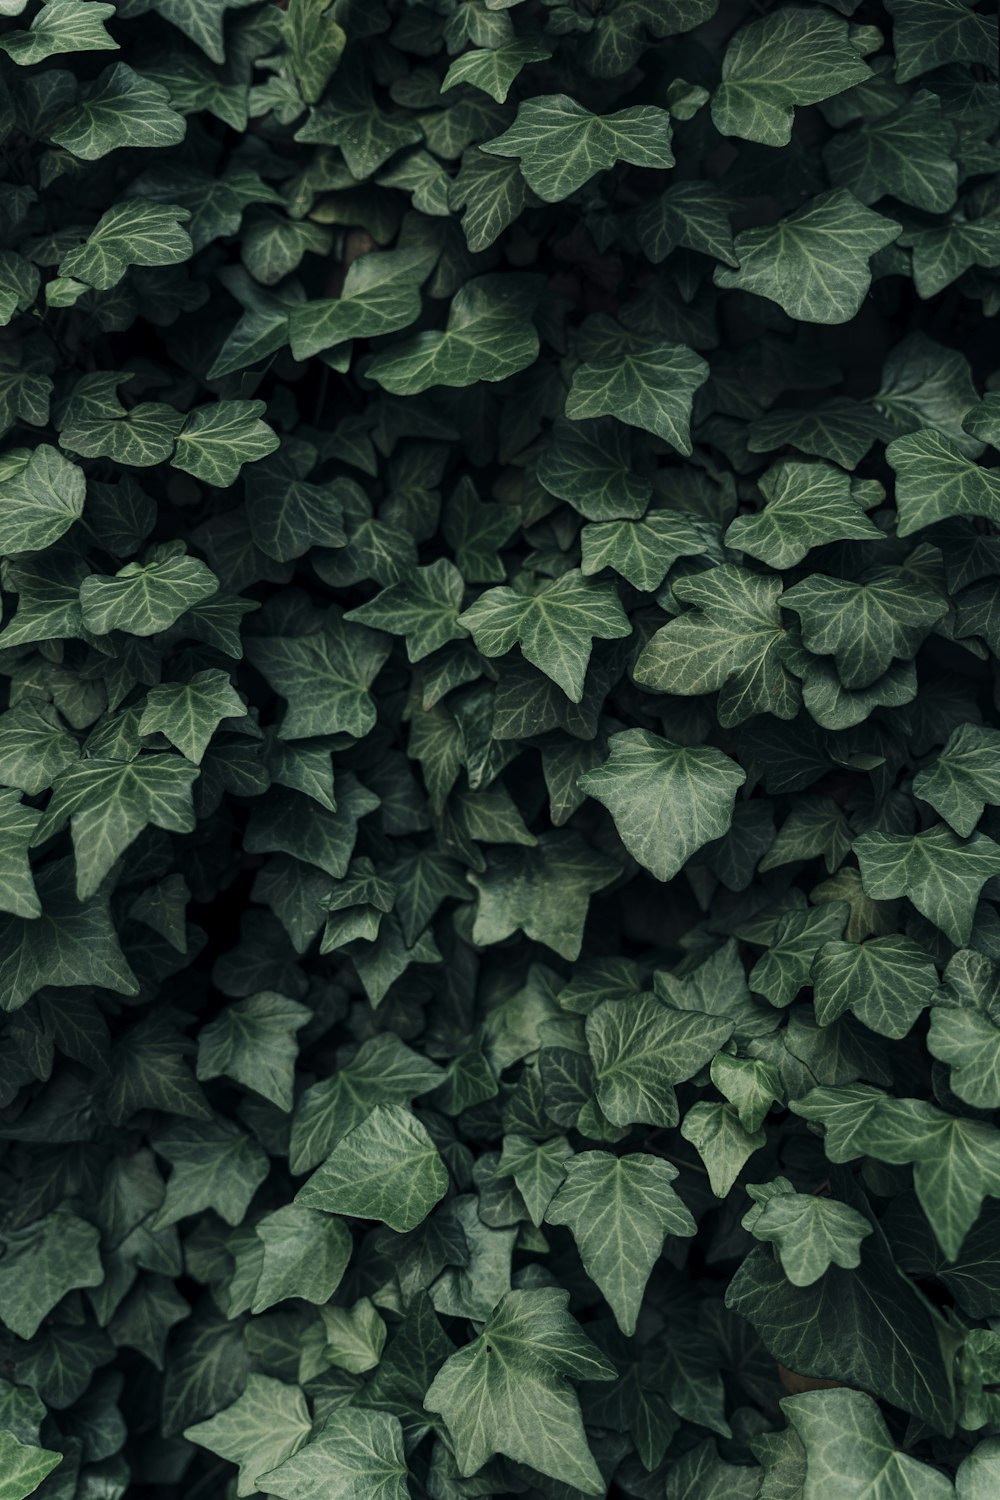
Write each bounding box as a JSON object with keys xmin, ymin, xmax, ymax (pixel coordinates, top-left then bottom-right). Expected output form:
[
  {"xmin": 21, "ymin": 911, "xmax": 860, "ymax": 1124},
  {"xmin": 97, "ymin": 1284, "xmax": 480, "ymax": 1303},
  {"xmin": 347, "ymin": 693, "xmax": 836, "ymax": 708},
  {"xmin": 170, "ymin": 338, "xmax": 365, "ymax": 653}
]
[
  {"xmin": 783, "ymin": 1386, "xmax": 954, "ymax": 1499},
  {"xmin": 196, "ymin": 992, "xmax": 310, "ymax": 1110},
  {"xmin": 634, "ymin": 565, "xmax": 801, "ymax": 726},
  {"xmin": 781, "ymin": 570, "xmax": 947, "ymax": 691},
  {"xmin": 0, "ymin": 1433, "xmax": 62, "ymax": 1500},
  {"xmin": 290, "ymin": 1032, "xmax": 444, "ymax": 1175},
  {"xmin": 578, "ymin": 729, "xmax": 746, "ymax": 884},
  {"xmin": 886, "ymin": 0, "xmax": 998, "ymax": 83},
  {"xmin": 637, "ymin": 181, "xmax": 738, "ymax": 266},
  {"xmin": 295, "ymin": 1103, "xmax": 448, "ymax": 1232},
  {"xmin": 535, "ymin": 416, "xmax": 652, "ymax": 522},
  {"xmin": 0, "ymin": 788, "xmax": 40, "ymax": 920},
  {"xmin": 282, "ymin": 0, "xmax": 346, "ymax": 104},
  {"xmin": 345, "ymin": 559, "xmax": 468, "ymax": 663},
  {"xmin": 792, "ymin": 1088, "xmax": 1000, "ymax": 1258},
  {"xmin": 424, "ymin": 1287, "xmax": 614, "ymax": 1493},
  {"xmin": 928, "ymin": 1006, "xmax": 1000, "ymax": 1111},
  {"xmin": 715, "ymin": 190, "xmax": 901, "ymax": 324},
  {"xmin": 80, "ymin": 552, "xmax": 218, "ymax": 636},
  {"xmin": 139, "ymin": 669, "xmax": 246, "ymax": 764},
  {"xmin": 886, "ymin": 428, "xmax": 1000, "ymax": 537},
  {"xmin": 367, "ymin": 275, "xmax": 540, "ymax": 394},
  {"xmin": 0, "ymin": 445, "xmax": 85, "ymax": 555},
  {"xmin": 468, "ymin": 831, "xmax": 620, "ymax": 962},
  {"xmin": 743, "ymin": 1180, "xmax": 873, "ymax": 1287},
  {"xmin": 442, "ymin": 39, "xmax": 552, "ymax": 104},
  {"xmin": 0, "ymin": 0, "xmax": 115, "ymax": 61},
  {"xmin": 581, "ymin": 511, "xmax": 722, "ymax": 591},
  {"xmin": 34, "ymin": 755, "xmax": 199, "ymax": 899},
  {"xmin": 565, "ymin": 336, "xmax": 708, "ymax": 456},
  {"xmin": 246, "ymin": 608, "xmax": 390, "ymax": 740},
  {"xmin": 481, "ymin": 93, "xmax": 673, "ymax": 202},
  {"xmin": 59, "ymin": 200, "xmax": 191, "ymax": 291},
  {"xmin": 0, "ymin": 702, "xmax": 79, "ymax": 796},
  {"xmin": 823, "ymin": 90, "xmax": 958, "ymax": 214},
  {"xmin": 186, "ymin": 1376, "xmax": 312, "ymax": 1498},
  {"xmin": 725, "ymin": 460, "xmax": 882, "ymax": 570},
  {"xmin": 0, "ymin": 1211, "xmax": 102, "ymax": 1339},
  {"xmin": 295, "ymin": 67, "xmax": 423, "ymax": 179},
  {"xmin": 855, "ymin": 824, "xmax": 1000, "ymax": 946},
  {"xmin": 747, "ymin": 398, "xmax": 892, "ymax": 471},
  {"xmin": 586, "ymin": 993, "xmax": 734, "ymax": 1128},
  {"xmin": 288, "ymin": 248, "xmax": 430, "ymax": 361},
  {"xmin": 812, "ymin": 936, "xmax": 940, "ymax": 1039},
  {"xmin": 712, "ymin": 7, "xmax": 872, "ymax": 147},
  {"xmin": 152, "ymin": 1117, "xmax": 269, "ymax": 1229},
  {"xmin": 680, "ymin": 1101, "xmax": 765, "ymax": 1197},
  {"xmin": 171, "ymin": 400, "xmax": 279, "ymax": 486},
  {"xmin": 545, "ymin": 1152, "xmax": 695, "ymax": 1333},
  {"xmin": 258, "ymin": 1409, "xmax": 409, "ymax": 1500},
  {"xmin": 147, "ymin": 0, "xmax": 259, "ymax": 64},
  {"xmin": 459, "ymin": 569, "xmax": 630, "ymax": 702},
  {"xmin": 913, "ymin": 724, "xmax": 1000, "ymax": 837},
  {"xmin": 251, "ymin": 1205, "xmax": 351, "ymax": 1314},
  {"xmin": 48, "ymin": 63, "xmax": 186, "ymax": 159}
]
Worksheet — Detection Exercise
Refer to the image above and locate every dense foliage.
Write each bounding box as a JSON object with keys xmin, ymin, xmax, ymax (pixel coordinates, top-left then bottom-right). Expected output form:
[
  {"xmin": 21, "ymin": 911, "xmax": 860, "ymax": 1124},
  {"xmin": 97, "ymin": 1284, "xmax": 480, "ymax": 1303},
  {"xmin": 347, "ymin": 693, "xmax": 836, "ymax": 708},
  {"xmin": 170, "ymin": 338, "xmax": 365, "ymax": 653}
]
[{"xmin": 1, "ymin": 0, "xmax": 999, "ymax": 1495}]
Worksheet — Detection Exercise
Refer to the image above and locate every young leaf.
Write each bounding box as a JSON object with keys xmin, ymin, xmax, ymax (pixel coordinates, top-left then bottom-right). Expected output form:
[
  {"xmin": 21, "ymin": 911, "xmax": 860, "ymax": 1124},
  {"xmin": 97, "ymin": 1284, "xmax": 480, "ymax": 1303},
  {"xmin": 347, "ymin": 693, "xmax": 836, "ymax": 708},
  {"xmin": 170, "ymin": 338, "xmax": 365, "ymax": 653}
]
[{"xmin": 295, "ymin": 1103, "xmax": 448, "ymax": 1232}]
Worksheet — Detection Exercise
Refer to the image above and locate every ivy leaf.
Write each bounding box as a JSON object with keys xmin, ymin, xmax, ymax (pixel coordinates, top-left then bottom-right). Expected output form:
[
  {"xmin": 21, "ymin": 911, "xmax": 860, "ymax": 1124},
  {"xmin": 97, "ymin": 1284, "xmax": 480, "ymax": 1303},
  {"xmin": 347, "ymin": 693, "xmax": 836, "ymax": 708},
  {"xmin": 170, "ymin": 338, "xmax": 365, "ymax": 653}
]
[
  {"xmin": 251, "ymin": 1204, "xmax": 351, "ymax": 1314},
  {"xmin": 783, "ymin": 1387, "xmax": 954, "ymax": 1499},
  {"xmin": 747, "ymin": 398, "xmax": 893, "ymax": 471},
  {"xmin": 139, "ymin": 669, "xmax": 247, "ymax": 764},
  {"xmin": 711, "ymin": 8, "xmax": 872, "ymax": 147},
  {"xmin": 147, "ymin": 0, "xmax": 260, "ymax": 65},
  {"xmin": 79, "ymin": 552, "xmax": 219, "ymax": 636},
  {"xmin": 345, "ymin": 559, "xmax": 468, "ymax": 663},
  {"xmin": 258, "ymin": 1409, "xmax": 409, "ymax": 1500},
  {"xmin": 637, "ymin": 181, "xmax": 738, "ymax": 267},
  {"xmin": 367, "ymin": 275, "xmax": 541, "ymax": 394},
  {"xmin": 715, "ymin": 191, "xmax": 901, "ymax": 324},
  {"xmin": 886, "ymin": 0, "xmax": 998, "ymax": 83},
  {"xmin": 196, "ymin": 992, "xmax": 311, "ymax": 1111},
  {"xmin": 0, "ymin": 702, "xmax": 79, "ymax": 796},
  {"xmin": 743, "ymin": 1181, "xmax": 873, "ymax": 1287},
  {"xmin": 458, "ymin": 569, "xmax": 630, "ymax": 702},
  {"xmin": 0, "ymin": 1211, "xmax": 102, "ymax": 1338},
  {"xmin": 545, "ymin": 1152, "xmax": 695, "ymax": 1334},
  {"xmin": 58, "ymin": 200, "xmax": 192, "ymax": 291},
  {"xmin": 288, "ymin": 248, "xmax": 430, "ymax": 361},
  {"xmin": 152, "ymin": 1117, "xmax": 269, "ymax": 1229},
  {"xmin": 0, "ymin": 788, "xmax": 40, "ymax": 919},
  {"xmin": 33, "ymin": 755, "xmax": 199, "ymax": 899},
  {"xmin": 634, "ymin": 565, "xmax": 801, "ymax": 726},
  {"xmin": 468, "ymin": 831, "xmax": 620, "ymax": 962},
  {"xmin": 586, "ymin": 994, "xmax": 734, "ymax": 1128},
  {"xmin": 811, "ymin": 936, "xmax": 940, "ymax": 1039},
  {"xmin": 184, "ymin": 1376, "xmax": 312, "ymax": 1498},
  {"xmin": 0, "ymin": 0, "xmax": 116, "ymax": 63},
  {"xmin": 0, "ymin": 860, "xmax": 138, "ymax": 1012},
  {"xmin": 450, "ymin": 149, "xmax": 532, "ymax": 253},
  {"xmin": 246, "ymin": 608, "xmax": 390, "ymax": 740},
  {"xmin": 0, "ymin": 1433, "xmax": 62, "ymax": 1500},
  {"xmin": 581, "ymin": 511, "xmax": 722, "ymax": 591},
  {"xmin": 0, "ymin": 445, "xmax": 85, "ymax": 555},
  {"xmin": 781, "ymin": 570, "xmax": 947, "ymax": 691},
  {"xmin": 725, "ymin": 460, "xmax": 882, "ymax": 570},
  {"xmin": 295, "ymin": 67, "xmax": 423, "ymax": 179},
  {"xmin": 823, "ymin": 91, "xmax": 958, "ymax": 214},
  {"xmin": 680, "ymin": 1101, "xmax": 765, "ymax": 1197},
  {"xmin": 282, "ymin": 0, "xmax": 346, "ymax": 105},
  {"xmin": 481, "ymin": 93, "xmax": 673, "ymax": 202},
  {"xmin": 565, "ymin": 336, "xmax": 708, "ymax": 456},
  {"xmin": 578, "ymin": 729, "xmax": 746, "ymax": 884},
  {"xmin": 244, "ymin": 453, "xmax": 349, "ymax": 563},
  {"xmin": 913, "ymin": 725, "xmax": 1000, "ymax": 837},
  {"xmin": 423, "ymin": 1287, "xmax": 614, "ymax": 1493},
  {"xmin": 928, "ymin": 1006, "xmax": 1000, "ymax": 1112},
  {"xmin": 295, "ymin": 1103, "xmax": 448, "ymax": 1232},
  {"xmin": 48, "ymin": 63, "xmax": 187, "ymax": 159},
  {"xmin": 441, "ymin": 40, "xmax": 553, "ymax": 104},
  {"xmin": 171, "ymin": 400, "xmax": 279, "ymax": 485},
  {"xmin": 855, "ymin": 825, "xmax": 1000, "ymax": 946},
  {"xmin": 535, "ymin": 416, "xmax": 652, "ymax": 522},
  {"xmin": 886, "ymin": 429, "xmax": 1000, "ymax": 537}
]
